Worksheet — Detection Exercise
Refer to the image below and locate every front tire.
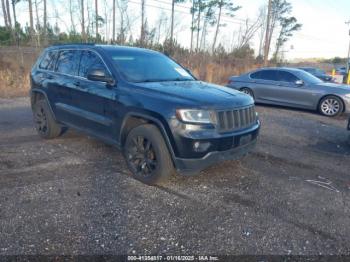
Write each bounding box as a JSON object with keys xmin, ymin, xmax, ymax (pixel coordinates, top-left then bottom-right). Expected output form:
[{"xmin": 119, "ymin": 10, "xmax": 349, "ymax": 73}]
[
  {"xmin": 123, "ymin": 124, "xmax": 174, "ymax": 185},
  {"xmin": 319, "ymin": 96, "xmax": 344, "ymax": 117},
  {"xmin": 33, "ymin": 99, "xmax": 65, "ymax": 139}
]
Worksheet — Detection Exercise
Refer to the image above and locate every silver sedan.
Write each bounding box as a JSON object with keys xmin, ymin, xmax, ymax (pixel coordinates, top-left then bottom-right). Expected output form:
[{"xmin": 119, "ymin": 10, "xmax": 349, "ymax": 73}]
[{"xmin": 227, "ymin": 67, "xmax": 350, "ymax": 117}]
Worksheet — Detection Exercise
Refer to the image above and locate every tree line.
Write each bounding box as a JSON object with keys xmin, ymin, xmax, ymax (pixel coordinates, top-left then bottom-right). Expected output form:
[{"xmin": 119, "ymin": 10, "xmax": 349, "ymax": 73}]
[{"xmin": 0, "ymin": 0, "xmax": 301, "ymax": 62}]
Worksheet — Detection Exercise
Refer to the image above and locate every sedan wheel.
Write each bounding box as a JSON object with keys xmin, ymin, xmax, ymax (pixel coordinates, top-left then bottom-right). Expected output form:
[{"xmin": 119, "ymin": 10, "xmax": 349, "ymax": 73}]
[{"xmin": 319, "ymin": 96, "xmax": 343, "ymax": 117}]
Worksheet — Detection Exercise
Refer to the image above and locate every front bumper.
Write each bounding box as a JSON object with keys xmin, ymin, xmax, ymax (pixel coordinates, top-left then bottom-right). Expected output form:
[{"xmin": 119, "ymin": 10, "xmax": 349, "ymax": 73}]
[{"xmin": 174, "ymin": 138, "xmax": 257, "ymax": 175}]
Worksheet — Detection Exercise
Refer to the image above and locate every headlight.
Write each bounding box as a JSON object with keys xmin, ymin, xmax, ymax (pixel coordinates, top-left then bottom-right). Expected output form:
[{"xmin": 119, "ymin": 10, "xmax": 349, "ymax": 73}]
[{"xmin": 176, "ymin": 109, "xmax": 217, "ymax": 124}]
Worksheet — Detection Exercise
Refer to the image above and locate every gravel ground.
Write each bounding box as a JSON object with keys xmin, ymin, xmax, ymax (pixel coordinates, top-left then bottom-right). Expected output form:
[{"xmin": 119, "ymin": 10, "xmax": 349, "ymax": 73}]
[{"xmin": 0, "ymin": 97, "xmax": 349, "ymax": 256}]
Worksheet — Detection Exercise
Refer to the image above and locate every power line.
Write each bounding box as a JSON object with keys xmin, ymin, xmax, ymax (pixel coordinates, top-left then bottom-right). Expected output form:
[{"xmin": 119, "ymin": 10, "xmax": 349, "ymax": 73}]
[{"xmin": 129, "ymin": 0, "xmax": 246, "ymax": 26}]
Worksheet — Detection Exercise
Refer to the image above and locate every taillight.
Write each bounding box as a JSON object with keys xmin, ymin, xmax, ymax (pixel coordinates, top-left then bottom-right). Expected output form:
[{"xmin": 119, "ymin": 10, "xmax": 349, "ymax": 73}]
[{"xmin": 228, "ymin": 79, "xmax": 234, "ymax": 85}]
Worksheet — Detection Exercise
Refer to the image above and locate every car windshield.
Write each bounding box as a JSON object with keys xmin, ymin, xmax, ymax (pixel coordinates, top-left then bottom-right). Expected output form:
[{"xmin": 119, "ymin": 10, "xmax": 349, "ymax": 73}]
[
  {"xmin": 296, "ymin": 70, "xmax": 323, "ymax": 84},
  {"xmin": 108, "ymin": 50, "xmax": 195, "ymax": 83}
]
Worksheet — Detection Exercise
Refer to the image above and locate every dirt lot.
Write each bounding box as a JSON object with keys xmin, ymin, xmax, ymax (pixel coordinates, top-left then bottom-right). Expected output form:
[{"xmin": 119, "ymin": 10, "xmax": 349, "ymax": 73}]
[{"xmin": 0, "ymin": 97, "xmax": 349, "ymax": 255}]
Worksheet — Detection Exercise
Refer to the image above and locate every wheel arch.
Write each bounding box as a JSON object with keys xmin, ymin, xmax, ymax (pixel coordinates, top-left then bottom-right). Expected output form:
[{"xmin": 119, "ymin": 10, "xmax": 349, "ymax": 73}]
[
  {"xmin": 30, "ymin": 89, "xmax": 58, "ymax": 120},
  {"xmin": 317, "ymin": 94, "xmax": 346, "ymax": 112},
  {"xmin": 119, "ymin": 112, "xmax": 177, "ymax": 165}
]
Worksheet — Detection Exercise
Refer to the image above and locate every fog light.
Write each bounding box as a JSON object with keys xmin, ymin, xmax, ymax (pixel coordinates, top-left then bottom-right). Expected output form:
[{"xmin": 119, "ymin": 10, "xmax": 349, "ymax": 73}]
[{"xmin": 193, "ymin": 141, "xmax": 211, "ymax": 152}]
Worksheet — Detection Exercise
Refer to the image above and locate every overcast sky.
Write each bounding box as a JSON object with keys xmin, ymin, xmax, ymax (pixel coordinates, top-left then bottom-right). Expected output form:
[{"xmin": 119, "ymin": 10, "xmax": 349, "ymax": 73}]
[{"xmin": 2, "ymin": 0, "xmax": 350, "ymax": 60}]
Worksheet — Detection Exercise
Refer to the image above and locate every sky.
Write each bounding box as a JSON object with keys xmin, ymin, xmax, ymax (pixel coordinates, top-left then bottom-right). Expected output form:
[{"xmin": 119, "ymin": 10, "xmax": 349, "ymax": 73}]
[{"xmin": 1, "ymin": 0, "xmax": 350, "ymax": 60}]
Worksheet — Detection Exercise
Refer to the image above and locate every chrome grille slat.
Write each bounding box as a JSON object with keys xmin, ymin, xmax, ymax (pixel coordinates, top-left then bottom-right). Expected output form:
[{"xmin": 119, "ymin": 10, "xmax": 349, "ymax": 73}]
[{"xmin": 217, "ymin": 106, "xmax": 256, "ymax": 132}]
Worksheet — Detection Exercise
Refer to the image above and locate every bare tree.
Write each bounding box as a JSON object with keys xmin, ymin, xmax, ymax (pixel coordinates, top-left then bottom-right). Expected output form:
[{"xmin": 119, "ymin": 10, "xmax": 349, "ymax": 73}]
[
  {"xmin": 34, "ymin": 0, "xmax": 41, "ymax": 45},
  {"xmin": 5, "ymin": 0, "xmax": 12, "ymax": 28},
  {"xmin": 170, "ymin": 0, "xmax": 185, "ymax": 49},
  {"xmin": 257, "ymin": 6, "xmax": 266, "ymax": 57},
  {"xmin": 236, "ymin": 18, "xmax": 261, "ymax": 49},
  {"xmin": 69, "ymin": 0, "xmax": 77, "ymax": 33},
  {"xmin": 95, "ymin": 0, "xmax": 98, "ymax": 38},
  {"xmin": 1, "ymin": 0, "xmax": 9, "ymax": 28},
  {"xmin": 140, "ymin": 0, "xmax": 145, "ymax": 46},
  {"xmin": 43, "ymin": 0, "xmax": 47, "ymax": 44},
  {"xmin": 28, "ymin": 0, "xmax": 35, "ymax": 42},
  {"xmin": 112, "ymin": 0, "xmax": 116, "ymax": 42},
  {"xmin": 80, "ymin": 0, "xmax": 86, "ymax": 42},
  {"xmin": 190, "ymin": 0, "xmax": 195, "ymax": 52},
  {"xmin": 212, "ymin": 0, "xmax": 240, "ymax": 53},
  {"xmin": 195, "ymin": 0, "xmax": 201, "ymax": 51},
  {"xmin": 11, "ymin": 0, "xmax": 20, "ymax": 44},
  {"xmin": 264, "ymin": 0, "xmax": 294, "ymax": 64},
  {"xmin": 115, "ymin": 0, "xmax": 130, "ymax": 44}
]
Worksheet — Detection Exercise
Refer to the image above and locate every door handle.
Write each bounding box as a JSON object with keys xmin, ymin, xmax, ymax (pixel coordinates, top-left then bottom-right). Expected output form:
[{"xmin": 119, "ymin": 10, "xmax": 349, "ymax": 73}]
[{"xmin": 73, "ymin": 81, "xmax": 81, "ymax": 87}]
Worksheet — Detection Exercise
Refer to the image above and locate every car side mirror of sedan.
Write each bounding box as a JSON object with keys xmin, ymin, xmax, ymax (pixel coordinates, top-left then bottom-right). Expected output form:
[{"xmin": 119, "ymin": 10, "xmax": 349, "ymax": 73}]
[
  {"xmin": 295, "ymin": 80, "xmax": 304, "ymax": 86},
  {"xmin": 87, "ymin": 68, "xmax": 115, "ymax": 86}
]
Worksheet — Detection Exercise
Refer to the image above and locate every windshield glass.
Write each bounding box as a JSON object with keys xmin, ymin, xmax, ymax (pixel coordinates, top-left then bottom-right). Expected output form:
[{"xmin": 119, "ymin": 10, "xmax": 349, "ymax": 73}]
[
  {"xmin": 109, "ymin": 50, "xmax": 195, "ymax": 83},
  {"xmin": 296, "ymin": 70, "xmax": 323, "ymax": 84}
]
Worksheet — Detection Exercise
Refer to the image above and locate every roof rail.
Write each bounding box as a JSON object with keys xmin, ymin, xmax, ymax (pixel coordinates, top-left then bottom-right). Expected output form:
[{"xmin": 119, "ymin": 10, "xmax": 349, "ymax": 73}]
[{"xmin": 50, "ymin": 43, "xmax": 96, "ymax": 46}]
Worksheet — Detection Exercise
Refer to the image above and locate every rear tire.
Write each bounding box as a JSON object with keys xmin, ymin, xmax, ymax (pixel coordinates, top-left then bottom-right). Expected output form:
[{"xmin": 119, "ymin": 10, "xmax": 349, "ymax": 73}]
[
  {"xmin": 33, "ymin": 99, "xmax": 66, "ymax": 139},
  {"xmin": 240, "ymin": 87, "xmax": 254, "ymax": 99},
  {"xmin": 318, "ymin": 96, "xmax": 344, "ymax": 117},
  {"xmin": 123, "ymin": 124, "xmax": 174, "ymax": 185}
]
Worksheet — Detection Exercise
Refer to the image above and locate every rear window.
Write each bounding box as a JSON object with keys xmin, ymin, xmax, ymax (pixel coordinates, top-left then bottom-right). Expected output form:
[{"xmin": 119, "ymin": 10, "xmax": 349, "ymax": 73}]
[
  {"xmin": 251, "ymin": 70, "xmax": 278, "ymax": 81},
  {"xmin": 39, "ymin": 51, "xmax": 58, "ymax": 71}
]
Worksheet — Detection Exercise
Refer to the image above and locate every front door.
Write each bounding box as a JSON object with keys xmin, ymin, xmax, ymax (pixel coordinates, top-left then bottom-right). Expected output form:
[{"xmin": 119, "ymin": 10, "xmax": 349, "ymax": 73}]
[{"xmin": 72, "ymin": 50, "xmax": 117, "ymax": 140}]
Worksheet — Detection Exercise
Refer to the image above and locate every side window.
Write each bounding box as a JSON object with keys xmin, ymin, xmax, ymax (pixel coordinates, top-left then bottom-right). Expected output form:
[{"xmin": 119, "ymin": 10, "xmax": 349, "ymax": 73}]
[
  {"xmin": 278, "ymin": 71, "xmax": 299, "ymax": 83},
  {"xmin": 39, "ymin": 51, "xmax": 58, "ymax": 71},
  {"xmin": 259, "ymin": 70, "xmax": 278, "ymax": 81},
  {"xmin": 78, "ymin": 51, "xmax": 107, "ymax": 78},
  {"xmin": 56, "ymin": 50, "xmax": 80, "ymax": 75},
  {"xmin": 250, "ymin": 71, "xmax": 262, "ymax": 79}
]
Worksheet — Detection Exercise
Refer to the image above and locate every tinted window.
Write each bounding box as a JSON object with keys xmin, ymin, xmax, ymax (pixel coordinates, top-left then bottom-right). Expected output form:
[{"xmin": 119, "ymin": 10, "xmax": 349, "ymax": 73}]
[
  {"xmin": 277, "ymin": 71, "xmax": 299, "ymax": 82},
  {"xmin": 56, "ymin": 50, "xmax": 80, "ymax": 75},
  {"xmin": 250, "ymin": 71, "xmax": 262, "ymax": 79},
  {"xmin": 79, "ymin": 51, "xmax": 107, "ymax": 78},
  {"xmin": 252, "ymin": 70, "xmax": 279, "ymax": 81},
  {"xmin": 39, "ymin": 51, "xmax": 58, "ymax": 71}
]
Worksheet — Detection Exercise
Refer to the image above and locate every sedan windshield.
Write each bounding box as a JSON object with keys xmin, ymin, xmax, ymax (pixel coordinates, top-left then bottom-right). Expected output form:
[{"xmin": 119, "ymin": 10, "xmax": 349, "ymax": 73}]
[{"xmin": 109, "ymin": 51, "xmax": 195, "ymax": 83}]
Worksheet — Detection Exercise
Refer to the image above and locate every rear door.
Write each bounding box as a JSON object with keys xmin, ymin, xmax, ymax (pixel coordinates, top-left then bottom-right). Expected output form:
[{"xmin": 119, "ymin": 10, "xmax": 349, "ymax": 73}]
[
  {"xmin": 249, "ymin": 70, "xmax": 281, "ymax": 103},
  {"xmin": 50, "ymin": 49, "xmax": 82, "ymax": 124}
]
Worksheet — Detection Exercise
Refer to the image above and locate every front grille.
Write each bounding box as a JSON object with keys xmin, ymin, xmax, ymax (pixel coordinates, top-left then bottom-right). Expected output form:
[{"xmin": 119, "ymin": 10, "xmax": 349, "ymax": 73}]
[{"xmin": 217, "ymin": 106, "xmax": 256, "ymax": 132}]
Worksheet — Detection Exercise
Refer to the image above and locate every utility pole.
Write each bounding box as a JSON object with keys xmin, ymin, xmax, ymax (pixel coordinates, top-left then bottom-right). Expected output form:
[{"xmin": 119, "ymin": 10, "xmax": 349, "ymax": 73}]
[
  {"xmin": 263, "ymin": 0, "xmax": 272, "ymax": 66},
  {"xmin": 345, "ymin": 20, "xmax": 350, "ymax": 75}
]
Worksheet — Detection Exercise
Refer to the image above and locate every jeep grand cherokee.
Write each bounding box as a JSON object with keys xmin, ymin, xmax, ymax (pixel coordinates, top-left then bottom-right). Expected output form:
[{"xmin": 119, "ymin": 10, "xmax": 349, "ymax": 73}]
[{"xmin": 30, "ymin": 44, "xmax": 260, "ymax": 185}]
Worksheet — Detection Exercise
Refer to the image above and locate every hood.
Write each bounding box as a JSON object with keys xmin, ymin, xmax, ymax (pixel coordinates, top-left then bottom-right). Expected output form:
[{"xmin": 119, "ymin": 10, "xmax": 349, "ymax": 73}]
[
  {"xmin": 133, "ymin": 80, "xmax": 253, "ymax": 109},
  {"xmin": 316, "ymin": 82, "xmax": 350, "ymax": 91}
]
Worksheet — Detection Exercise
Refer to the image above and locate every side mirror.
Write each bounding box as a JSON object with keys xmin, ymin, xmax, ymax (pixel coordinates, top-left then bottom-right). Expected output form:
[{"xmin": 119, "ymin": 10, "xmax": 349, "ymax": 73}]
[
  {"xmin": 295, "ymin": 80, "xmax": 304, "ymax": 86},
  {"xmin": 87, "ymin": 68, "xmax": 114, "ymax": 85}
]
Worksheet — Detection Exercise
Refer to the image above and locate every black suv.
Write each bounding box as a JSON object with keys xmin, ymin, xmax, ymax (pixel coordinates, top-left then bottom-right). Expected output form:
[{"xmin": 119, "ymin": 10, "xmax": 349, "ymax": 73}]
[{"xmin": 30, "ymin": 44, "xmax": 260, "ymax": 184}]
